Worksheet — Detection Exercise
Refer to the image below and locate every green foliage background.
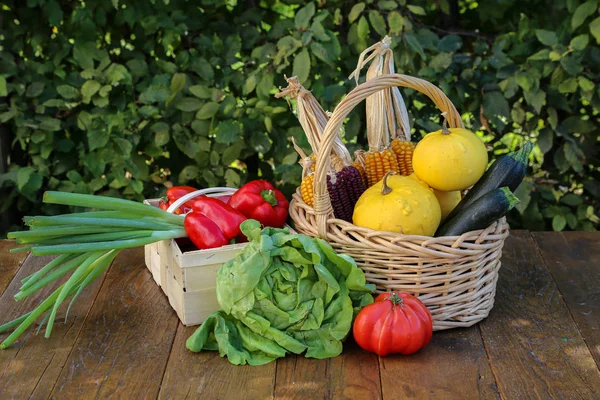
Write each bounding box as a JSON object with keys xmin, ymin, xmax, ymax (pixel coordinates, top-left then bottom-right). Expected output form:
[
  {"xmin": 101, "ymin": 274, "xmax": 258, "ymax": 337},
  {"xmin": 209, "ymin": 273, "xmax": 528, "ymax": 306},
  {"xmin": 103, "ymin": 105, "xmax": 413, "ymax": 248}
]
[{"xmin": 0, "ymin": 0, "xmax": 598, "ymax": 233}]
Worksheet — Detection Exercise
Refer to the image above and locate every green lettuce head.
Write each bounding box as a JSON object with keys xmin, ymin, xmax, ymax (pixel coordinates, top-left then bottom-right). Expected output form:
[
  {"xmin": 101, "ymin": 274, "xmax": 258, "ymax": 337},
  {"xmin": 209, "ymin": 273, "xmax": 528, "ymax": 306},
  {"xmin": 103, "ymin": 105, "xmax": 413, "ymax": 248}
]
[{"xmin": 186, "ymin": 219, "xmax": 374, "ymax": 365}]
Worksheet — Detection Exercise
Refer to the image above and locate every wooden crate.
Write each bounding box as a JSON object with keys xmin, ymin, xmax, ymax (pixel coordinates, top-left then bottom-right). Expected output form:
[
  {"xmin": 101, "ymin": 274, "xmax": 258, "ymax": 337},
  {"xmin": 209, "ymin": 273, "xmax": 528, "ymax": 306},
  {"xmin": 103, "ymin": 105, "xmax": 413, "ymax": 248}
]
[{"xmin": 143, "ymin": 198, "xmax": 251, "ymax": 325}]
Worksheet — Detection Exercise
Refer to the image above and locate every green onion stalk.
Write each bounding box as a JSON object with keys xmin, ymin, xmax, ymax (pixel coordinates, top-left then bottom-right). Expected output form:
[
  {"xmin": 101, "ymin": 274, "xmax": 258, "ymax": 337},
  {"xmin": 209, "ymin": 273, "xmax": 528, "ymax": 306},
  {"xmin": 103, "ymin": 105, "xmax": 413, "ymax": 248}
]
[{"xmin": 0, "ymin": 192, "xmax": 188, "ymax": 349}]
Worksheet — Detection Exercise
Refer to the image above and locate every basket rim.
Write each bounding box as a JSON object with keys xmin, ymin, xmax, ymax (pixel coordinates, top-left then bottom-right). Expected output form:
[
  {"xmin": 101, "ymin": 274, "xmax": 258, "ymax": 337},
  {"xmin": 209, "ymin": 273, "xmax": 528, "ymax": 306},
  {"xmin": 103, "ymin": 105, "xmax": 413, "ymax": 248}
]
[{"xmin": 289, "ymin": 189, "xmax": 509, "ymax": 247}]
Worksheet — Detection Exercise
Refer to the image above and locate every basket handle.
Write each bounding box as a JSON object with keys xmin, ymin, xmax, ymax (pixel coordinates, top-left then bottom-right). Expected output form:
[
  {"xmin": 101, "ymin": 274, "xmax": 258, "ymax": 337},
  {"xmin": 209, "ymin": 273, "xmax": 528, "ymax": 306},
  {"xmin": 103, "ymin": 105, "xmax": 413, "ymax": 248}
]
[{"xmin": 313, "ymin": 73, "xmax": 463, "ymax": 238}]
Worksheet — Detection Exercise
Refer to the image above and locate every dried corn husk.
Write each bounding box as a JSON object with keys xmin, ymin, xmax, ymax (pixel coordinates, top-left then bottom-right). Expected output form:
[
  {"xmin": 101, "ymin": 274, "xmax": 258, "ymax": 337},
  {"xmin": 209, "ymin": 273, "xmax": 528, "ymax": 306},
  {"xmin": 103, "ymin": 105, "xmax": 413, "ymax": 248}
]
[
  {"xmin": 349, "ymin": 36, "xmax": 415, "ymax": 181},
  {"xmin": 276, "ymin": 76, "xmax": 365, "ymax": 221}
]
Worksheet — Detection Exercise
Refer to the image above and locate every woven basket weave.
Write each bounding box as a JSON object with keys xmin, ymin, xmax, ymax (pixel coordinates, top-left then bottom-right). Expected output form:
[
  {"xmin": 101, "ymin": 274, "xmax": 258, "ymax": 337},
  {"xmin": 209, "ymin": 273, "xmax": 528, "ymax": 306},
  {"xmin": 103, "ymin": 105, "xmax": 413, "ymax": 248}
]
[{"xmin": 289, "ymin": 74, "xmax": 509, "ymax": 331}]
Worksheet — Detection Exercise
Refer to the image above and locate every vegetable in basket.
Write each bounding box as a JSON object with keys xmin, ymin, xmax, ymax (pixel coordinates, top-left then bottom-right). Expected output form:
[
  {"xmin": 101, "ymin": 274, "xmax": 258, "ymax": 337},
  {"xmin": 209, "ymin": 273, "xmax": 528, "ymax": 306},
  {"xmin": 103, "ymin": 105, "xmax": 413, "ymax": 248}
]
[
  {"xmin": 412, "ymin": 113, "xmax": 488, "ymax": 192},
  {"xmin": 435, "ymin": 187, "xmax": 520, "ymax": 237},
  {"xmin": 186, "ymin": 219, "xmax": 375, "ymax": 366},
  {"xmin": 228, "ymin": 180, "xmax": 289, "ymax": 228},
  {"xmin": 352, "ymin": 171, "xmax": 441, "ymax": 236},
  {"xmin": 442, "ymin": 141, "xmax": 533, "ymax": 224},
  {"xmin": 353, "ymin": 291, "xmax": 432, "ymax": 356}
]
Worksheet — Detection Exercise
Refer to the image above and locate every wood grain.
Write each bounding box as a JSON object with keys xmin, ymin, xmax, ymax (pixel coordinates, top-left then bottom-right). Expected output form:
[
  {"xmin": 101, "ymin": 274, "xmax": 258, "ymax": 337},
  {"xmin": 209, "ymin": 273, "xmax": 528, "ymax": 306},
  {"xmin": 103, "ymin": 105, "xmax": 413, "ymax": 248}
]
[
  {"xmin": 0, "ymin": 241, "xmax": 28, "ymax": 295},
  {"xmin": 379, "ymin": 327, "xmax": 499, "ymax": 399},
  {"xmin": 0, "ymin": 253, "xmax": 109, "ymax": 400},
  {"xmin": 479, "ymin": 231, "xmax": 600, "ymax": 399},
  {"xmin": 274, "ymin": 338, "xmax": 381, "ymax": 400},
  {"xmin": 159, "ymin": 324, "xmax": 276, "ymax": 400},
  {"xmin": 533, "ymin": 231, "xmax": 600, "ymax": 369},
  {"xmin": 48, "ymin": 248, "xmax": 179, "ymax": 399}
]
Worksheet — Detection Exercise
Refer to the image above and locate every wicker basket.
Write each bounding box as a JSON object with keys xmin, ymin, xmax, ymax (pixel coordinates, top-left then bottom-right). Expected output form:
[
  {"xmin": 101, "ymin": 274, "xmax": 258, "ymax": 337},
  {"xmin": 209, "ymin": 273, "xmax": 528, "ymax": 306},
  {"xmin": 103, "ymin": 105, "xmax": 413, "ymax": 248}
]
[{"xmin": 290, "ymin": 74, "xmax": 509, "ymax": 331}]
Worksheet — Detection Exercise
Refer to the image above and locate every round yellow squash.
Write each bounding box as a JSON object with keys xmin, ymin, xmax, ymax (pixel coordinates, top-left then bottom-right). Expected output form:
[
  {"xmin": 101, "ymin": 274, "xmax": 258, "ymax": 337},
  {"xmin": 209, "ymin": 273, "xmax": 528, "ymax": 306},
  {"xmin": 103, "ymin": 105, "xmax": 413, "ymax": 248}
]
[
  {"xmin": 412, "ymin": 119, "xmax": 488, "ymax": 191},
  {"xmin": 433, "ymin": 189, "xmax": 462, "ymax": 221},
  {"xmin": 352, "ymin": 172, "xmax": 441, "ymax": 236}
]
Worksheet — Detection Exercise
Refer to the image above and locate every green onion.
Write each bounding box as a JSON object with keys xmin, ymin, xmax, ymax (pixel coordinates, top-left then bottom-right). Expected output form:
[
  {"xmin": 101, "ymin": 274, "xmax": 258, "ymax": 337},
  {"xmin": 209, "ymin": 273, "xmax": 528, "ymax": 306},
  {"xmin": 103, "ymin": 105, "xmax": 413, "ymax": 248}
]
[
  {"xmin": 64, "ymin": 250, "xmax": 118, "ymax": 322},
  {"xmin": 27, "ymin": 216, "xmax": 179, "ymax": 231},
  {"xmin": 45, "ymin": 251, "xmax": 106, "ymax": 337},
  {"xmin": 20, "ymin": 253, "xmax": 76, "ymax": 288},
  {"xmin": 43, "ymin": 191, "xmax": 184, "ymax": 226},
  {"xmin": 15, "ymin": 254, "xmax": 89, "ymax": 300},
  {"xmin": 0, "ymin": 312, "xmax": 32, "ymax": 334},
  {"xmin": 8, "ymin": 226, "xmax": 132, "ymax": 239},
  {"xmin": 30, "ymin": 229, "xmax": 186, "ymax": 256},
  {"xmin": 15, "ymin": 230, "xmax": 154, "ymax": 246}
]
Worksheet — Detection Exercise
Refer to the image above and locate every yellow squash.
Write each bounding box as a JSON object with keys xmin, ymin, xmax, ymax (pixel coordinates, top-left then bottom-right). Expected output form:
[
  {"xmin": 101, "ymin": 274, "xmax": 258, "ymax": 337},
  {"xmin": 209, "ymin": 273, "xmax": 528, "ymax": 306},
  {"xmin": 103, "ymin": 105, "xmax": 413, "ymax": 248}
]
[
  {"xmin": 412, "ymin": 117, "xmax": 488, "ymax": 191},
  {"xmin": 434, "ymin": 190, "xmax": 462, "ymax": 221},
  {"xmin": 352, "ymin": 172, "xmax": 441, "ymax": 236}
]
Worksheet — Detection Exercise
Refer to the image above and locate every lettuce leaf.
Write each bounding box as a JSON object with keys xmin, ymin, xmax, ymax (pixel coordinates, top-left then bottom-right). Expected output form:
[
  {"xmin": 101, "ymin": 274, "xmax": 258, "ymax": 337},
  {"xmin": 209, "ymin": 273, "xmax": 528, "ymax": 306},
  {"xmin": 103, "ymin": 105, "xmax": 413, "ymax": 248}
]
[{"xmin": 186, "ymin": 219, "xmax": 374, "ymax": 365}]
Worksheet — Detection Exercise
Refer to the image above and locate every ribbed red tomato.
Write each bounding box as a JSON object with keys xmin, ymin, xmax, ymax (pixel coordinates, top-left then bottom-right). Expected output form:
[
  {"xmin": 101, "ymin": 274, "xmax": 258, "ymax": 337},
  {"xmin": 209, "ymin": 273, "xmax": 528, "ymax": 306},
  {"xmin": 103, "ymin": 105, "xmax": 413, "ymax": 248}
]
[{"xmin": 353, "ymin": 292, "xmax": 432, "ymax": 356}]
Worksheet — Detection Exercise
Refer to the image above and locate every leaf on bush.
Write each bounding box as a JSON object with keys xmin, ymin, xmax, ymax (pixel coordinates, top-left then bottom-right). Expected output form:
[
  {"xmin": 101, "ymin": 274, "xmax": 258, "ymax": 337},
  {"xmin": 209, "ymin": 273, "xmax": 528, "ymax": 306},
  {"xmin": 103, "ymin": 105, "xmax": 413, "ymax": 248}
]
[
  {"xmin": 57, "ymin": 85, "xmax": 79, "ymax": 99},
  {"xmin": 26, "ymin": 82, "xmax": 45, "ymax": 98},
  {"xmin": 564, "ymin": 142, "xmax": 584, "ymax": 173},
  {"xmin": 175, "ymin": 97, "xmax": 203, "ymax": 112},
  {"xmin": 349, "ymin": 3, "xmax": 365, "ymax": 23},
  {"xmin": 189, "ymin": 85, "xmax": 212, "ymax": 99},
  {"xmin": 523, "ymin": 89, "xmax": 546, "ymax": 114},
  {"xmin": 437, "ymin": 34, "xmax": 462, "ymax": 52},
  {"xmin": 38, "ymin": 116, "xmax": 62, "ymax": 131},
  {"xmin": 535, "ymin": 29, "xmax": 558, "ymax": 46},
  {"xmin": 179, "ymin": 166, "xmax": 200, "ymax": 182},
  {"xmin": 171, "ymin": 73, "xmax": 187, "ymax": 93},
  {"xmin": 515, "ymin": 71, "xmax": 535, "ymax": 91},
  {"xmin": 225, "ymin": 169, "xmax": 240, "ymax": 187},
  {"xmin": 46, "ymin": 0, "xmax": 63, "ymax": 27},
  {"xmin": 404, "ymin": 32, "xmax": 426, "ymax": 59},
  {"xmin": 292, "ymin": 48, "xmax": 311, "ymax": 84},
  {"xmin": 113, "ymin": 138, "xmax": 133, "ymax": 155},
  {"xmin": 552, "ymin": 214, "xmax": 566, "ymax": 231},
  {"xmin": 483, "ymin": 91, "xmax": 510, "ymax": 119},
  {"xmin": 202, "ymin": 170, "xmax": 218, "ymax": 187},
  {"xmin": 369, "ymin": 10, "xmax": 387, "ymax": 37},
  {"xmin": 257, "ymin": 73, "xmax": 274, "ymax": 99},
  {"xmin": 570, "ymin": 34, "xmax": 590, "ymax": 51},
  {"xmin": 388, "ymin": 11, "xmax": 405, "ymax": 35},
  {"xmin": 528, "ymin": 49, "xmax": 550, "ymax": 61},
  {"xmin": 126, "ymin": 59, "xmax": 148, "ymax": 77},
  {"xmin": 429, "ymin": 53, "xmax": 453, "ymax": 69},
  {"xmin": 407, "ymin": 5, "xmax": 426, "ymax": 15},
  {"xmin": 537, "ymin": 128, "xmax": 553, "ymax": 153},
  {"xmin": 560, "ymin": 116, "xmax": 596, "ymax": 134},
  {"xmin": 88, "ymin": 129, "xmax": 109, "ymax": 151},
  {"xmin": 295, "ymin": 2, "xmax": 315, "ymax": 30},
  {"xmin": 310, "ymin": 41, "xmax": 333, "ymax": 66},
  {"xmin": 561, "ymin": 193, "xmax": 583, "ymax": 206},
  {"xmin": 357, "ymin": 16, "xmax": 370, "ymax": 42},
  {"xmin": 140, "ymin": 84, "xmax": 170, "ymax": 104},
  {"xmin": 17, "ymin": 167, "xmax": 33, "ymax": 190},
  {"xmin": 82, "ymin": 80, "xmax": 101, "ymax": 99},
  {"xmin": 572, "ymin": 0, "xmax": 597, "ymax": 31},
  {"xmin": 558, "ymin": 77, "xmax": 578, "ymax": 93},
  {"xmin": 215, "ymin": 120, "xmax": 241, "ymax": 144},
  {"xmin": 195, "ymin": 102, "xmax": 219, "ymax": 120},
  {"xmin": 590, "ymin": 17, "xmax": 600, "ymax": 43},
  {"xmin": 73, "ymin": 42, "xmax": 95, "ymax": 70}
]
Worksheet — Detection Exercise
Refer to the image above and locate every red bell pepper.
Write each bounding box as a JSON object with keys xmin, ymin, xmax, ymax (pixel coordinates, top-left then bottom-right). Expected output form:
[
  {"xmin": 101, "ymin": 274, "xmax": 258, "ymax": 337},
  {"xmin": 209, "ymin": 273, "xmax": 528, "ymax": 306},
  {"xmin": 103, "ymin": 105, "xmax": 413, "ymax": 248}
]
[
  {"xmin": 165, "ymin": 186, "xmax": 198, "ymax": 214},
  {"xmin": 191, "ymin": 197, "xmax": 247, "ymax": 240},
  {"xmin": 184, "ymin": 212, "xmax": 229, "ymax": 250},
  {"xmin": 228, "ymin": 180, "xmax": 289, "ymax": 228}
]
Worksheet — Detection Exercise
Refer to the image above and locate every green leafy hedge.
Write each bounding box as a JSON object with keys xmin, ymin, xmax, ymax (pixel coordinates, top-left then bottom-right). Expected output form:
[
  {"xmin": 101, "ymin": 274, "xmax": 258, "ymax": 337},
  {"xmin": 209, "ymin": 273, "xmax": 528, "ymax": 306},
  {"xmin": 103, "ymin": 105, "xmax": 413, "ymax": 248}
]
[{"xmin": 0, "ymin": 0, "xmax": 598, "ymax": 233}]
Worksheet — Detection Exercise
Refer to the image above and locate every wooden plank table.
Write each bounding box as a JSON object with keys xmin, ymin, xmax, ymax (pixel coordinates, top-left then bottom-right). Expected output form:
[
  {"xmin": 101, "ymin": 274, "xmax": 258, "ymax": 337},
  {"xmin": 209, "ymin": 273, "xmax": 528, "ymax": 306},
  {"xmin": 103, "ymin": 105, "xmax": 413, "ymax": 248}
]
[{"xmin": 1, "ymin": 231, "xmax": 599, "ymax": 399}]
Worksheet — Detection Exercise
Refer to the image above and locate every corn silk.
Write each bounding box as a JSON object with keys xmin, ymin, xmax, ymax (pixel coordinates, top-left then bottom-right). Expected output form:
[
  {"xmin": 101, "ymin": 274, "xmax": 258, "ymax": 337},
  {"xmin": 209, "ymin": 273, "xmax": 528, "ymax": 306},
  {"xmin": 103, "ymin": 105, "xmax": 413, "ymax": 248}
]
[{"xmin": 186, "ymin": 219, "xmax": 375, "ymax": 365}]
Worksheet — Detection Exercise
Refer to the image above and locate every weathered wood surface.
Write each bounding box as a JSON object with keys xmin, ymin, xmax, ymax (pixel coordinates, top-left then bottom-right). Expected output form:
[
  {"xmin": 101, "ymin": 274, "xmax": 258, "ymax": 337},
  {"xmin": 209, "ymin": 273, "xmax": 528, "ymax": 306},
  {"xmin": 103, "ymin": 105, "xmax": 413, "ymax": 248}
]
[
  {"xmin": 479, "ymin": 231, "xmax": 600, "ymax": 399},
  {"xmin": 0, "ymin": 232, "xmax": 598, "ymax": 400},
  {"xmin": 533, "ymin": 231, "xmax": 600, "ymax": 370}
]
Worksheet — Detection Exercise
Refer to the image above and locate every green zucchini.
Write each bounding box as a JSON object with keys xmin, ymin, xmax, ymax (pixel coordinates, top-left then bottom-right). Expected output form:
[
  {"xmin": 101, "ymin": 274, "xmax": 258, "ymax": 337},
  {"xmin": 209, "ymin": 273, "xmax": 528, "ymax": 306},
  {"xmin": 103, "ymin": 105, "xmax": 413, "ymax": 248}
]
[
  {"xmin": 442, "ymin": 141, "xmax": 532, "ymax": 224},
  {"xmin": 435, "ymin": 187, "xmax": 519, "ymax": 237}
]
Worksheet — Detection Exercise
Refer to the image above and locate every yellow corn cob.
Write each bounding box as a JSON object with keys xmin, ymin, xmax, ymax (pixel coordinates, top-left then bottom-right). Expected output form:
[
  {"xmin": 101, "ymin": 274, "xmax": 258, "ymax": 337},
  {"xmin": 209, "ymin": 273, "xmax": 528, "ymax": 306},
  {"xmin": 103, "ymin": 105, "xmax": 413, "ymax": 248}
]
[
  {"xmin": 390, "ymin": 139, "xmax": 415, "ymax": 176},
  {"xmin": 300, "ymin": 174, "xmax": 315, "ymax": 207},
  {"xmin": 310, "ymin": 154, "xmax": 316, "ymax": 172},
  {"xmin": 364, "ymin": 149, "xmax": 399, "ymax": 187}
]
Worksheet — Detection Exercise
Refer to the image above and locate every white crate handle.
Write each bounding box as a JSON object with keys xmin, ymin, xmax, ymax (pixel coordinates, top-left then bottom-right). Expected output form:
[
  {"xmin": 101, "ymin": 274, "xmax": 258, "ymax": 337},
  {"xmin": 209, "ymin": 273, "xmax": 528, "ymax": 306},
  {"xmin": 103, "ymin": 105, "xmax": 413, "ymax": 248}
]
[{"xmin": 166, "ymin": 187, "xmax": 237, "ymax": 214}]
